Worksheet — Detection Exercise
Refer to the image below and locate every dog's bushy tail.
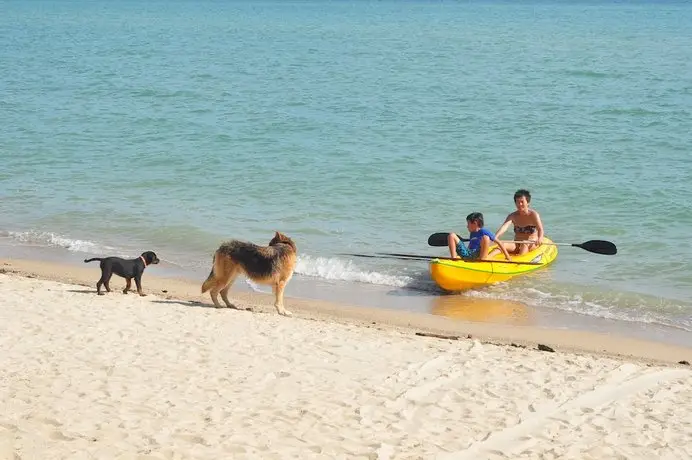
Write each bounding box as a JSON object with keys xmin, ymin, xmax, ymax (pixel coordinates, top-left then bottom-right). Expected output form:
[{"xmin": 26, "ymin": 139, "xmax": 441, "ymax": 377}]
[
  {"xmin": 201, "ymin": 253, "xmax": 217, "ymax": 293},
  {"xmin": 84, "ymin": 258, "xmax": 103, "ymax": 263}
]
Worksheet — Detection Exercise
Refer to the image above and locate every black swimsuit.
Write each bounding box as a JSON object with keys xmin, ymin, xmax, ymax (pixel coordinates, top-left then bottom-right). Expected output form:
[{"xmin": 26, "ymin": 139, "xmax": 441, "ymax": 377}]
[{"xmin": 514, "ymin": 225, "xmax": 537, "ymax": 234}]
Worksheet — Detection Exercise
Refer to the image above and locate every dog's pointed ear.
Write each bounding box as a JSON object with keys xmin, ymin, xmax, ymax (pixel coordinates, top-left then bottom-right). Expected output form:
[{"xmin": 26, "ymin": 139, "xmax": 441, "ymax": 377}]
[{"xmin": 269, "ymin": 232, "xmax": 280, "ymax": 245}]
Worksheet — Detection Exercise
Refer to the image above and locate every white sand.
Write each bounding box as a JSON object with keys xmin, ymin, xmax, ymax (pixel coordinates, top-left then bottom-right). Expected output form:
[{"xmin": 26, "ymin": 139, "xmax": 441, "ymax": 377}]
[{"xmin": 1, "ymin": 272, "xmax": 691, "ymax": 460}]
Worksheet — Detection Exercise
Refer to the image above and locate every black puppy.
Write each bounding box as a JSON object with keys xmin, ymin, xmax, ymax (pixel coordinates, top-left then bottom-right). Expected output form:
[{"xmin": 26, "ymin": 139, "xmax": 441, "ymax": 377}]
[{"xmin": 84, "ymin": 251, "xmax": 160, "ymax": 296}]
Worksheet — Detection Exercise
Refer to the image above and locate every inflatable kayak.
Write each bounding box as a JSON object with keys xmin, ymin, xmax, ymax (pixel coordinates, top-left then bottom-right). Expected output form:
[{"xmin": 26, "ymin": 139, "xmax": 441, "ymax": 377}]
[{"xmin": 429, "ymin": 238, "xmax": 558, "ymax": 292}]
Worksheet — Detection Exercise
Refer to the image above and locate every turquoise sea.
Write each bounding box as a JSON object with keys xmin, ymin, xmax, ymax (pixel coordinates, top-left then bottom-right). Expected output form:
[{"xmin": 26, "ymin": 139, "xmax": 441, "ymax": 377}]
[{"xmin": 1, "ymin": 1, "xmax": 691, "ymax": 343}]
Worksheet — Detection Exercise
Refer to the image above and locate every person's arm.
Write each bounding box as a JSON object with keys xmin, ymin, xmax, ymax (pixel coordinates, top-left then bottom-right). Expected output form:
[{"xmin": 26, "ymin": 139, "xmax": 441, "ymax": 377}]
[
  {"xmin": 494, "ymin": 214, "xmax": 513, "ymax": 240},
  {"xmin": 534, "ymin": 211, "xmax": 544, "ymax": 246},
  {"xmin": 478, "ymin": 235, "xmax": 491, "ymax": 260},
  {"xmin": 491, "ymin": 234, "xmax": 512, "ymax": 261},
  {"xmin": 481, "ymin": 229, "xmax": 512, "ymax": 261}
]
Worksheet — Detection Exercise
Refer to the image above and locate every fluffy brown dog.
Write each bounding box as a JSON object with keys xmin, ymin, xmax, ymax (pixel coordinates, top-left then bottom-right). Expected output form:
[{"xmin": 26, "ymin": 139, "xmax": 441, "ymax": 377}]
[{"xmin": 201, "ymin": 232, "xmax": 297, "ymax": 316}]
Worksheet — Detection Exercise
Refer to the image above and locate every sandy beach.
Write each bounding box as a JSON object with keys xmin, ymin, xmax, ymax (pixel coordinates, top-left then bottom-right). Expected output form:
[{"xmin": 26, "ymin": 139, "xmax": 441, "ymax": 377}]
[{"xmin": 1, "ymin": 258, "xmax": 691, "ymax": 459}]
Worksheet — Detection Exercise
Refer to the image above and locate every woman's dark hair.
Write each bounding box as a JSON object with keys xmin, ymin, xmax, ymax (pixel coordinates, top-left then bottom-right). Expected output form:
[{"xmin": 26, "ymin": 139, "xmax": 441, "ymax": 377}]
[
  {"xmin": 466, "ymin": 212, "xmax": 484, "ymax": 227},
  {"xmin": 514, "ymin": 189, "xmax": 531, "ymax": 202}
]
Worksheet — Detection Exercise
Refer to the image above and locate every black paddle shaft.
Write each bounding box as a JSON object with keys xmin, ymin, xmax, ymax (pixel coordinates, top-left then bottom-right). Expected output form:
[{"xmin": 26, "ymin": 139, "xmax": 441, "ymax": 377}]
[{"xmin": 339, "ymin": 252, "xmax": 542, "ymax": 265}]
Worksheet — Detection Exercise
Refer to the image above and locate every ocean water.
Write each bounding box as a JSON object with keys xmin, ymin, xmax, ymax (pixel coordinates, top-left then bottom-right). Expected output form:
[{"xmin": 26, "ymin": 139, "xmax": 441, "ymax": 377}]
[{"xmin": 1, "ymin": 1, "xmax": 691, "ymax": 338}]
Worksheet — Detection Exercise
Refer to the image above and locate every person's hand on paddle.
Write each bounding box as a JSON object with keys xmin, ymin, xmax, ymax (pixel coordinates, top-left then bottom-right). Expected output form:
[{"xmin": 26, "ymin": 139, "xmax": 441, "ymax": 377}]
[{"xmin": 495, "ymin": 239, "xmax": 512, "ymax": 262}]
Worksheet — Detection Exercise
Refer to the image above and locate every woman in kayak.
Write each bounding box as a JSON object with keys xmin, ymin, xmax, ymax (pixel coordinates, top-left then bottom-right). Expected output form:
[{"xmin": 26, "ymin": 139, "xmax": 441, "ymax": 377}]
[
  {"xmin": 494, "ymin": 189, "xmax": 545, "ymax": 255},
  {"xmin": 448, "ymin": 212, "xmax": 512, "ymax": 261}
]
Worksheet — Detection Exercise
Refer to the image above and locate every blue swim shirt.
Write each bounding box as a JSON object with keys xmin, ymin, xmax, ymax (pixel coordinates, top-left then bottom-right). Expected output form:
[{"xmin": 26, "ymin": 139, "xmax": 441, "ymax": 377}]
[{"xmin": 467, "ymin": 228, "xmax": 496, "ymax": 251}]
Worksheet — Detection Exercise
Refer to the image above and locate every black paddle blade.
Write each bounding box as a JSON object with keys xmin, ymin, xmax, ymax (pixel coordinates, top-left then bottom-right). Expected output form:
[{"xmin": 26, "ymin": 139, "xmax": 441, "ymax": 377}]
[
  {"xmin": 428, "ymin": 232, "xmax": 451, "ymax": 247},
  {"xmin": 574, "ymin": 240, "xmax": 617, "ymax": 255}
]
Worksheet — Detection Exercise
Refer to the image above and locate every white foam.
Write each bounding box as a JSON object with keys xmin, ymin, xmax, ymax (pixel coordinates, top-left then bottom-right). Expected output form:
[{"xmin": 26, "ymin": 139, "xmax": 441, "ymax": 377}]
[
  {"xmin": 465, "ymin": 285, "xmax": 692, "ymax": 332},
  {"xmin": 244, "ymin": 279, "xmax": 269, "ymax": 293},
  {"xmin": 4, "ymin": 230, "xmax": 114, "ymax": 254},
  {"xmin": 295, "ymin": 255, "xmax": 414, "ymax": 288}
]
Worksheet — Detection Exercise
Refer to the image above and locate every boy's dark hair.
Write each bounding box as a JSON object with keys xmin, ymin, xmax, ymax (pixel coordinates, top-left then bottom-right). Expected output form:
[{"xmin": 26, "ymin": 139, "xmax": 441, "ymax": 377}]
[
  {"xmin": 466, "ymin": 212, "xmax": 484, "ymax": 227},
  {"xmin": 514, "ymin": 189, "xmax": 531, "ymax": 202}
]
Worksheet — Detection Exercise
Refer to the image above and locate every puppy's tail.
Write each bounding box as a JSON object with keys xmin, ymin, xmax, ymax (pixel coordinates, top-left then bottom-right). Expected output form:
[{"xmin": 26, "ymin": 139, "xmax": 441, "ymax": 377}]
[
  {"xmin": 84, "ymin": 258, "xmax": 103, "ymax": 263},
  {"xmin": 201, "ymin": 253, "xmax": 217, "ymax": 293}
]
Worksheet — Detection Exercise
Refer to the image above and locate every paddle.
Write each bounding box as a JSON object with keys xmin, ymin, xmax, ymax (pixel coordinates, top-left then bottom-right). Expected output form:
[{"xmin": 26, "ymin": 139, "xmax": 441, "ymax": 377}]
[
  {"xmin": 340, "ymin": 252, "xmax": 543, "ymax": 266},
  {"xmin": 340, "ymin": 253, "xmax": 429, "ymax": 262},
  {"xmin": 427, "ymin": 232, "xmax": 617, "ymax": 255},
  {"xmin": 376, "ymin": 252, "xmax": 542, "ymax": 265}
]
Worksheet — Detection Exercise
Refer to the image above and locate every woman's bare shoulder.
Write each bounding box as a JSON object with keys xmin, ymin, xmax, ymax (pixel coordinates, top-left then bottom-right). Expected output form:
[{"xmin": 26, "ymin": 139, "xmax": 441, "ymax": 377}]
[{"xmin": 504, "ymin": 211, "xmax": 519, "ymax": 222}]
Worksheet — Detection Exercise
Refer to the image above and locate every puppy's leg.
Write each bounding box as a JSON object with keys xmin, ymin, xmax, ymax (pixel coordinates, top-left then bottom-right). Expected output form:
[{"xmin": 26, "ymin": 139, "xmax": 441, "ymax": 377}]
[
  {"xmin": 99, "ymin": 269, "xmax": 113, "ymax": 295},
  {"xmin": 273, "ymin": 277, "xmax": 292, "ymax": 316},
  {"xmin": 123, "ymin": 278, "xmax": 132, "ymax": 294},
  {"xmin": 134, "ymin": 274, "xmax": 146, "ymax": 297},
  {"xmin": 218, "ymin": 271, "xmax": 240, "ymax": 308},
  {"xmin": 96, "ymin": 276, "xmax": 105, "ymax": 295}
]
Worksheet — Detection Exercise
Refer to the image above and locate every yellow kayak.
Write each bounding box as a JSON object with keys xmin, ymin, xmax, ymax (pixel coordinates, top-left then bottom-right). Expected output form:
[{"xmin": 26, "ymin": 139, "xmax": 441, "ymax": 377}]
[{"xmin": 429, "ymin": 238, "xmax": 558, "ymax": 292}]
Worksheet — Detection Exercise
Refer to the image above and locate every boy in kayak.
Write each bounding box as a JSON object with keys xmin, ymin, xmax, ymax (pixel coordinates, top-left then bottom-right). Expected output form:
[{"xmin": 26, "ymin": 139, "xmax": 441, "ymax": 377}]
[{"xmin": 448, "ymin": 212, "xmax": 512, "ymax": 261}]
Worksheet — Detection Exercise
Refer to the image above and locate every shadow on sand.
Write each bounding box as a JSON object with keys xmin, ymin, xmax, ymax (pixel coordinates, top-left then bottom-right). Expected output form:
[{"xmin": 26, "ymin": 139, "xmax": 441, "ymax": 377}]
[{"xmin": 150, "ymin": 299, "xmax": 253, "ymax": 311}]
